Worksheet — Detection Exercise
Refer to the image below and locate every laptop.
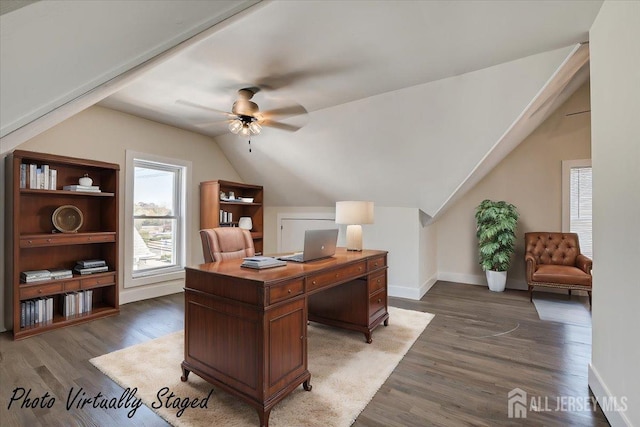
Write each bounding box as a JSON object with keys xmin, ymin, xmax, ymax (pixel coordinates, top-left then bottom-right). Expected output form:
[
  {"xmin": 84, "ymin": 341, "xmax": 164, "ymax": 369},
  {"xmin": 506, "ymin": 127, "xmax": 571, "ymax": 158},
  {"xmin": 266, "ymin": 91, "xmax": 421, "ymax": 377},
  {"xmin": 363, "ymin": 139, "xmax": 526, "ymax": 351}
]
[{"xmin": 278, "ymin": 229, "xmax": 339, "ymax": 263}]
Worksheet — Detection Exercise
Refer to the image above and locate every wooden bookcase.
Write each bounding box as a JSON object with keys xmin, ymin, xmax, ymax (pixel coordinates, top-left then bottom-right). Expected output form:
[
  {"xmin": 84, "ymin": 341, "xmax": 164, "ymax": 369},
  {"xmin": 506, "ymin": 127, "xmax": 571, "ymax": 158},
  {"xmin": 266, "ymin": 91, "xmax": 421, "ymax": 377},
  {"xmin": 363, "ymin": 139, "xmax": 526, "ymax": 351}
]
[
  {"xmin": 200, "ymin": 180, "xmax": 264, "ymax": 254},
  {"xmin": 6, "ymin": 150, "xmax": 120, "ymax": 339}
]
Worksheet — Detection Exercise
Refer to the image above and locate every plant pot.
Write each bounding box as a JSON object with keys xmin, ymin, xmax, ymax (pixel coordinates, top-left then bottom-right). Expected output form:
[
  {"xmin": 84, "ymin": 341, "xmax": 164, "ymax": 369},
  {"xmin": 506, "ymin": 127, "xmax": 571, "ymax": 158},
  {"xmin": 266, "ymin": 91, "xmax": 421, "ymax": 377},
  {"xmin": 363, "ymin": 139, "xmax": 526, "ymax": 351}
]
[{"xmin": 486, "ymin": 270, "xmax": 507, "ymax": 292}]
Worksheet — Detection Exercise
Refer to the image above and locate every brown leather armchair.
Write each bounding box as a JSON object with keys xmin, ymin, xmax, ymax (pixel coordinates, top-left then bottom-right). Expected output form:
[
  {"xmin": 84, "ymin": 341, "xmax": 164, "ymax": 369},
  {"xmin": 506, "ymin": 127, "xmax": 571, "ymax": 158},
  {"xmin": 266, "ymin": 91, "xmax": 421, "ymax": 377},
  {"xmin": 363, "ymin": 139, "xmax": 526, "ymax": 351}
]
[
  {"xmin": 200, "ymin": 227, "xmax": 255, "ymax": 262},
  {"xmin": 525, "ymin": 232, "xmax": 592, "ymax": 306}
]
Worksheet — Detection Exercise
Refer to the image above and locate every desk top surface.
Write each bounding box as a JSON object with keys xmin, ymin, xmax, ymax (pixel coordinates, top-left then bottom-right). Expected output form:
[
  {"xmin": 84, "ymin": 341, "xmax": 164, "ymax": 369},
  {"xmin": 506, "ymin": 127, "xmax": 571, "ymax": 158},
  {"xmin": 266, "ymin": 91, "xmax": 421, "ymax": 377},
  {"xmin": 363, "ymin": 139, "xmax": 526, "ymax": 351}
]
[{"xmin": 186, "ymin": 247, "xmax": 387, "ymax": 284}]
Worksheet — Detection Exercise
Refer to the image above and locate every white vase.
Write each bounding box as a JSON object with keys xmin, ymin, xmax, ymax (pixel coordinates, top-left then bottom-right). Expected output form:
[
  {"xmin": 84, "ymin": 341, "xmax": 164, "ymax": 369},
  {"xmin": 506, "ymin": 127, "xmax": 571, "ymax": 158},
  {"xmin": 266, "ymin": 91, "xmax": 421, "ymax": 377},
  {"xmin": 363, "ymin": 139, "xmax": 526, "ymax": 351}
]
[
  {"xmin": 238, "ymin": 217, "xmax": 253, "ymax": 230},
  {"xmin": 79, "ymin": 175, "xmax": 93, "ymax": 186},
  {"xmin": 486, "ymin": 270, "xmax": 507, "ymax": 292}
]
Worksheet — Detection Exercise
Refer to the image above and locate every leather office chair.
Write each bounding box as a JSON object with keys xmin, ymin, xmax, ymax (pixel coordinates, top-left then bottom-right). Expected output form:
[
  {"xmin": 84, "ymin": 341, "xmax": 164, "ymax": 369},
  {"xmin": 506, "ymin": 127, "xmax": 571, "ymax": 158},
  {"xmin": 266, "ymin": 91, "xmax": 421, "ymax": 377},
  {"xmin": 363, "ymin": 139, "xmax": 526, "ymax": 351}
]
[
  {"xmin": 524, "ymin": 232, "xmax": 592, "ymax": 306},
  {"xmin": 200, "ymin": 227, "xmax": 255, "ymax": 262}
]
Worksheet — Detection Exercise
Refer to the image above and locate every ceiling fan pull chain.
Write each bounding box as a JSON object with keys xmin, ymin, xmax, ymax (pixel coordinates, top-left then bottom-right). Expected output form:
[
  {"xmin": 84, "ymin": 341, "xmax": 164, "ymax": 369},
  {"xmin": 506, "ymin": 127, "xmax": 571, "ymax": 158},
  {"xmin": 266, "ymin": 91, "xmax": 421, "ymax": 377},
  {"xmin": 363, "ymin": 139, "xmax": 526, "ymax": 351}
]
[{"xmin": 248, "ymin": 138, "xmax": 252, "ymax": 153}]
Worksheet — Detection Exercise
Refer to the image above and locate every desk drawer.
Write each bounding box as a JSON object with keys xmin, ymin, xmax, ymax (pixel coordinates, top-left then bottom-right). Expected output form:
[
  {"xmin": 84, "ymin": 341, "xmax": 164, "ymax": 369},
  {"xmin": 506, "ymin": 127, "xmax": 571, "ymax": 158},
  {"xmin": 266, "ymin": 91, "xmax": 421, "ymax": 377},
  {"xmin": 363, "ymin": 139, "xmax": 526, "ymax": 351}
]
[
  {"xmin": 307, "ymin": 261, "xmax": 366, "ymax": 292},
  {"xmin": 268, "ymin": 279, "xmax": 304, "ymax": 305},
  {"xmin": 369, "ymin": 289, "xmax": 387, "ymax": 320},
  {"xmin": 367, "ymin": 255, "xmax": 386, "ymax": 271},
  {"xmin": 368, "ymin": 271, "xmax": 386, "ymax": 294}
]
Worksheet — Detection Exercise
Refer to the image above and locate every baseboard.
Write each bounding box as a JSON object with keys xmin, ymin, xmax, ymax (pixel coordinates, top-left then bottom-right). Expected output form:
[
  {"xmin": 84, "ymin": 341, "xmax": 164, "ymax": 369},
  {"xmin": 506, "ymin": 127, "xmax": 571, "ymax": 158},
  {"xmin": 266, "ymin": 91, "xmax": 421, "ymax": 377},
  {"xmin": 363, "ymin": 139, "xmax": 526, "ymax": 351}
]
[
  {"xmin": 388, "ymin": 273, "xmax": 437, "ymax": 300},
  {"xmin": 120, "ymin": 281, "xmax": 184, "ymax": 305},
  {"xmin": 438, "ymin": 272, "xmax": 486, "ymax": 286},
  {"xmin": 588, "ymin": 364, "xmax": 633, "ymax": 427},
  {"xmin": 437, "ymin": 272, "xmax": 528, "ymax": 290}
]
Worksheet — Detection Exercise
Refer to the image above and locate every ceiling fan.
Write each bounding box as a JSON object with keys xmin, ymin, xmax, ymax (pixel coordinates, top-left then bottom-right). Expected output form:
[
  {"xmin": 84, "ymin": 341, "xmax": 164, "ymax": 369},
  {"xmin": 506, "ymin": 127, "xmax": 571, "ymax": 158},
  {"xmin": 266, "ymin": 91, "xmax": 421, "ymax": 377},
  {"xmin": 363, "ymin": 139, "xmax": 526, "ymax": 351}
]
[{"xmin": 177, "ymin": 87, "xmax": 307, "ymax": 151}]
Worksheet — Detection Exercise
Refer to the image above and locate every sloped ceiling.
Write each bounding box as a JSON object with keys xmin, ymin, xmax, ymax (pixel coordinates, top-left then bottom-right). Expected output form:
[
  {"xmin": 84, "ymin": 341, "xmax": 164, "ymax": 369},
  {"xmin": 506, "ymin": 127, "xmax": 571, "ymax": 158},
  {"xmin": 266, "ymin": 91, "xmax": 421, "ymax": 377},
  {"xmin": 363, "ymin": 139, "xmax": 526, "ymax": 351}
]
[{"xmin": 1, "ymin": 1, "xmax": 601, "ymax": 217}]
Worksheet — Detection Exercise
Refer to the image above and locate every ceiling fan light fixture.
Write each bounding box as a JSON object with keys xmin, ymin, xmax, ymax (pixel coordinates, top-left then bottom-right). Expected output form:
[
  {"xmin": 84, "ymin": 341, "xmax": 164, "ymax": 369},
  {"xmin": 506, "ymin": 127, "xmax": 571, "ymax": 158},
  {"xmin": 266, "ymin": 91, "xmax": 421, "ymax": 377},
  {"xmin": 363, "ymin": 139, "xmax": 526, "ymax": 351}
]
[
  {"xmin": 240, "ymin": 125, "xmax": 251, "ymax": 137},
  {"xmin": 249, "ymin": 122, "xmax": 262, "ymax": 134},
  {"xmin": 228, "ymin": 119, "xmax": 243, "ymax": 134}
]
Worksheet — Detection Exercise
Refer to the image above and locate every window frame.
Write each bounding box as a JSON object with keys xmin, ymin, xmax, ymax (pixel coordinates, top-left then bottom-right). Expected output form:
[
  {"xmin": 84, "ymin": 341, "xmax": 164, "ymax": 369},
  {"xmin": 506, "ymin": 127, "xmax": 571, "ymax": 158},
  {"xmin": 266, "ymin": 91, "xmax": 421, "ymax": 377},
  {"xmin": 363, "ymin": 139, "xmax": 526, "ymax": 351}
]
[
  {"xmin": 562, "ymin": 158, "xmax": 592, "ymax": 256},
  {"xmin": 124, "ymin": 150, "xmax": 191, "ymax": 288}
]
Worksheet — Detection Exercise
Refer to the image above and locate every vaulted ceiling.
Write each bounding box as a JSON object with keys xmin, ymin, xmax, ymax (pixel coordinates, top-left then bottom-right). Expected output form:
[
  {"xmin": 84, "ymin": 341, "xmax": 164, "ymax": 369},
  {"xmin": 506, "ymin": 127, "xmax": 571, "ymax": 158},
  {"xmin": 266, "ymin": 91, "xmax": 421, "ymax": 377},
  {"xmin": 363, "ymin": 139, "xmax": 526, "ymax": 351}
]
[{"xmin": 1, "ymin": 1, "xmax": 601, "ymax": 217}]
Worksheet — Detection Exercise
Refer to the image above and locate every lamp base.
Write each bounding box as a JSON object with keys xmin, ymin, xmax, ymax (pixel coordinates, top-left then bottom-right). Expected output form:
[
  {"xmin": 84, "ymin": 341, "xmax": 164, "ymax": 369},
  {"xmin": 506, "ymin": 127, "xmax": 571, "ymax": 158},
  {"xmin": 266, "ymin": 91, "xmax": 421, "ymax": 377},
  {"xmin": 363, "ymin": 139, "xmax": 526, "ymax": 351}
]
[{"xmin": 345, "ymin": 224, "xmax": 363, "ymax": 251}]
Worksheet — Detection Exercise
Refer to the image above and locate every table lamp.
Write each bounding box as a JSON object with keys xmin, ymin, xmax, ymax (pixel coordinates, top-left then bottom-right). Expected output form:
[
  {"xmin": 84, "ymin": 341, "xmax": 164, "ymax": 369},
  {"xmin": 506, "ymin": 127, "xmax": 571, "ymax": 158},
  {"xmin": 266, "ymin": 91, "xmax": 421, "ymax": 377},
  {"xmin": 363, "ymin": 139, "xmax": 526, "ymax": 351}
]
[{"xmin": 335, "ymin": 201, "xmax": 374, "ymax": 251}]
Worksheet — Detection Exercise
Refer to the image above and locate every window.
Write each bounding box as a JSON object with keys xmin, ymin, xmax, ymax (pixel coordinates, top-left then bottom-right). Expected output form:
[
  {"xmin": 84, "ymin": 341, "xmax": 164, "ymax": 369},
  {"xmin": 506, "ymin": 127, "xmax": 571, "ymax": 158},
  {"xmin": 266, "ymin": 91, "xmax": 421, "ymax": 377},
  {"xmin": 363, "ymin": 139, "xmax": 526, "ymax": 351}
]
[
  {"xmin": 562, "ymin": 159, "xmax": 592, "ymax": 258},
  {"xmin": 125, "ymin": 151, "xmax": 190, "ymax": 287}
]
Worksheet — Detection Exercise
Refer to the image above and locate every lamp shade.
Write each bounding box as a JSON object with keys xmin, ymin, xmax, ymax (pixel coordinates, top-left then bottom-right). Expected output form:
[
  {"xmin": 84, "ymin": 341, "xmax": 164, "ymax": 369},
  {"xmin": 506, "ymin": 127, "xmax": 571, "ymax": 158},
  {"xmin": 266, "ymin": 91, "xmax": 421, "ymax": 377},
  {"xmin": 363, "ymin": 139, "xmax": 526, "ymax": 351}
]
[{"xmin": 335, "ymin": 201, "xmax": 374, "ymax": 225}]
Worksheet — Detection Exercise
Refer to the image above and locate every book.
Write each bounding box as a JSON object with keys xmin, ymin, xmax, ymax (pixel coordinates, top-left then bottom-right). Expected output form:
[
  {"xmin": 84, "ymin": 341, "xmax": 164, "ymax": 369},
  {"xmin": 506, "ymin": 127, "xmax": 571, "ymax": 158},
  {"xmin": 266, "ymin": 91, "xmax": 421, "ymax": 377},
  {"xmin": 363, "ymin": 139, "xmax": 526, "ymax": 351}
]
[
  {"xmin": 241, "ymin": 256, "xmax": 287, "ymax": 269},
  {"xmin": 50, "ymin": 269, "xmax": 73, "ymax": 279},
  {"xmin": 22, "ymin": 276, "xmax": 52, "ymax": 283},
  {"xmin": 73, "ymin": 265, "xmax": 109, "ymax": 275},
  {"xmin": 20, "ymin": 164, "xmax": 27, "ymax": 188},
  {"xmin": 21, "ymin": 270, "xmax": 52, "ymax": 282},
  {"xmin": 63, "ymin": 185, "xmax": 101, "ymax": 192},
  {"xmin": 42, "ymin": 165, "xmax": 49, "ymax": 190},
  {"xmin": 29, "ymin": 164, "xmax": 37, "ymax": 189},
  {"xmin": 36, "ymin": 168, "xmax": 43, "ymax": 189},
  {"xmin": 76, "ymin": 259, "xmax": 106, "ymax": 268},
  {"xmin": 21, "ymin": 269, "xmax": 51, "ymax": 278},
  {"xmin": 49, "ymin": 169, "xmax": 57, "ymax": 190}
]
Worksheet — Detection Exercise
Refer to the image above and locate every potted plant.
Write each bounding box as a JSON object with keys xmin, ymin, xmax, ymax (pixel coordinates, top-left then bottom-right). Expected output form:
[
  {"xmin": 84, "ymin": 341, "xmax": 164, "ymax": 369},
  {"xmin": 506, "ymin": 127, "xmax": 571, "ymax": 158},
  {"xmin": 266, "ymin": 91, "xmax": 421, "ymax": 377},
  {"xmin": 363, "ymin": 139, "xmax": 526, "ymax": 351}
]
[{"xmin": 475, "ymin": 199, "xmax": 519, "ymax": 292}]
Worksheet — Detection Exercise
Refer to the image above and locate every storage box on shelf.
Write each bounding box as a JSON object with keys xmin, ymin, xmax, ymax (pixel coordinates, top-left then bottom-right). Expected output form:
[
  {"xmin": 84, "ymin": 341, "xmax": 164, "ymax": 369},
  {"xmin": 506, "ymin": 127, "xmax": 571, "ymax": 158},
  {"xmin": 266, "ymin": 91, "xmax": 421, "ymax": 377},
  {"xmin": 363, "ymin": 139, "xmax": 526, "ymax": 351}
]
[
  {"xmin": 200, "ymin": 180, "xmax": 264, "ymax": 254},
  {"xmin": 6, "ymin": 150, "xmax": 120, "ymax": 339}
]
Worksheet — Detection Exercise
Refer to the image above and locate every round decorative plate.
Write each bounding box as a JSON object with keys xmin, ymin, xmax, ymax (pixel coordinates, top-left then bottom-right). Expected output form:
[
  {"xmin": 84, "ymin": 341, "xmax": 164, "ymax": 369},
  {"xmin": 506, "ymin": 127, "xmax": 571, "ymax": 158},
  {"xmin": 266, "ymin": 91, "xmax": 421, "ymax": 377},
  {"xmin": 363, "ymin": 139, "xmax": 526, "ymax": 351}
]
[{"xmin": 52, "ymin": 205, "xmax": 83, "ymax": 233}]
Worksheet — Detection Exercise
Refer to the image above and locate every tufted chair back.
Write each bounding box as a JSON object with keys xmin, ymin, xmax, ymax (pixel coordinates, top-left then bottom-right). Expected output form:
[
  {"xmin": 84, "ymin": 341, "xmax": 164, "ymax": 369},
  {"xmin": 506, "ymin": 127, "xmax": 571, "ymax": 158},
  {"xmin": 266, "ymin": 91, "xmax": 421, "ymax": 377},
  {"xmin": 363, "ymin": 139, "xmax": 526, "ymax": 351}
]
[
  {"xmin": 200, "ymin": 228, "xmax": 255, "ymax": 263},
  {"xmin": 525, "ymin": 232, "xmax": 581, "ymax": 266}
]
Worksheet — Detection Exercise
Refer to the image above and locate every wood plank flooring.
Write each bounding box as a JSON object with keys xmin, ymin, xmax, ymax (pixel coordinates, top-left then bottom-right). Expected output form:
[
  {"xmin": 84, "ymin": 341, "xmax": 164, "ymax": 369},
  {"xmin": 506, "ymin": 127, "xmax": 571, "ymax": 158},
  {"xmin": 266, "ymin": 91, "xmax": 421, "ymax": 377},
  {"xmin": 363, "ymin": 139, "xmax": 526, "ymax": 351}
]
[{"xmin": 0, "ymin": 282, "xmax": 609, "ymax": 426}]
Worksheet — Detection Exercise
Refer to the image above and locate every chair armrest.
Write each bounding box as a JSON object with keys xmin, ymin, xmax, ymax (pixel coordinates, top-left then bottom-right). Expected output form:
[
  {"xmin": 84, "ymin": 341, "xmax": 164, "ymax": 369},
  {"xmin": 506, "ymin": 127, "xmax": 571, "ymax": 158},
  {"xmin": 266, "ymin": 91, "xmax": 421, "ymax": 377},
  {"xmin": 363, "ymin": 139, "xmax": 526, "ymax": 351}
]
[
  {"xmin": 576, "ymin": 254, "xmax": 593, "ymax": 274},
  {"xmin": 525, "ymin": 253, "xmax": 537, "ymax": 283}
]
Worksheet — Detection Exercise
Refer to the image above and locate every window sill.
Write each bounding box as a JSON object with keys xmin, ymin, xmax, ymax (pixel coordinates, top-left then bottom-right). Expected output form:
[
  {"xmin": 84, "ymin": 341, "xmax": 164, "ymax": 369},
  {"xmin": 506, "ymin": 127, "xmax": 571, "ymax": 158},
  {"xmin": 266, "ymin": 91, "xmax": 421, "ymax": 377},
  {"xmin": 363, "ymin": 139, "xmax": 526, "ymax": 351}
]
[{"xmin": 125, "ymin": 269, "xmax": 185, "ymax": 288}]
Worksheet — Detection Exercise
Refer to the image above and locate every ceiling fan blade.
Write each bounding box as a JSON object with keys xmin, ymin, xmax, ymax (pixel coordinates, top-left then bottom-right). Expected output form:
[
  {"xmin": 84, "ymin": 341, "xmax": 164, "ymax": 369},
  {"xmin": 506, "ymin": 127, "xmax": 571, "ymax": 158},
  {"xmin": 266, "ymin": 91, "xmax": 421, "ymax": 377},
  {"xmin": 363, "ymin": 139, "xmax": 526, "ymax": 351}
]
[
  {"xmin": 176, "ymin": 99, "xmax": 235, "ymax": 117},
  {"xmin": 261, "ymin": 120, "xmax": 302, "ymax": 132},
  {"xmin": 192, "ymin": 118, "xmax": 233, "ymax": 128},
  {"xmin": 262, "ymin": 104, "xmax": 308, "ymax": 118}
]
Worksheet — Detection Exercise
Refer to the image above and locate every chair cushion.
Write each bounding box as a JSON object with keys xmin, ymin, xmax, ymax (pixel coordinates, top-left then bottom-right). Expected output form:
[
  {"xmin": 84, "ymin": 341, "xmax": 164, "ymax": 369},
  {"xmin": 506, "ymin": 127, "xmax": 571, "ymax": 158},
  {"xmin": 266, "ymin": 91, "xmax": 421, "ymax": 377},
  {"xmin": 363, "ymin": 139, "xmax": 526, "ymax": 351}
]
[
  {"xmin": 525, "ymin": 232, "xmax": 581, "ymax": 266},
  {"xmin": 532, "ymin": 264, "xmax": 592, "ymax": 287},
  {"xmin": 200, "ymin": 228, "xmax": 255, "ymax": 262}
]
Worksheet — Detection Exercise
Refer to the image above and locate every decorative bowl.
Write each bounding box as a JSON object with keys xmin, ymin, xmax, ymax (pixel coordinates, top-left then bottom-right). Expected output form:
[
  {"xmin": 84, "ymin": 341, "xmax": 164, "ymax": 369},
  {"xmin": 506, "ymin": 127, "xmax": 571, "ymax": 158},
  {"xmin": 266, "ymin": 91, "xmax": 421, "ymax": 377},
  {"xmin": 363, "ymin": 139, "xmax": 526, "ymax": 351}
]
[
  {"xmin": 52, "ymin": 205, "xmax": 83, "ymax": 233},
  {"xmin": 239, "ymin": 197, "xmax": 254, "ymax": 203}
]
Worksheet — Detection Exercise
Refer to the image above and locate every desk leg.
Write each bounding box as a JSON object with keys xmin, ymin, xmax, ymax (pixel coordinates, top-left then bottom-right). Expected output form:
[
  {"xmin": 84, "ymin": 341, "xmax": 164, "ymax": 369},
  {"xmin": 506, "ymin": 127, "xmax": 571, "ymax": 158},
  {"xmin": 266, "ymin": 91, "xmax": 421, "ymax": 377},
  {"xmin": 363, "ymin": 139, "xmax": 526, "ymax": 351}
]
[
  {"xmin": 303, "ymin": 378, "xmax": 313, "ymax": 391},
  {"xmin": 180, "ymin": 362, "xmax": 190, "ymax": 382},
  {"xmin": 258, "ymin": 408, "xmax": 272, "ymax": 427}
]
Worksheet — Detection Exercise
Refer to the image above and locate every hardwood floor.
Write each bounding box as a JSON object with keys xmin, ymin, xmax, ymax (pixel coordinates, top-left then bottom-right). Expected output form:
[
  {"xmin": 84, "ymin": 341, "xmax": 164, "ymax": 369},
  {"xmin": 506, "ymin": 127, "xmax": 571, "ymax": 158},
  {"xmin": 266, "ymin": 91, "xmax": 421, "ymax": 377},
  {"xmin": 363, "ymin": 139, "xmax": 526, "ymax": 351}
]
[{"xmin": 0, "ymin": 282, "xmax": 609, "ymax": 426}]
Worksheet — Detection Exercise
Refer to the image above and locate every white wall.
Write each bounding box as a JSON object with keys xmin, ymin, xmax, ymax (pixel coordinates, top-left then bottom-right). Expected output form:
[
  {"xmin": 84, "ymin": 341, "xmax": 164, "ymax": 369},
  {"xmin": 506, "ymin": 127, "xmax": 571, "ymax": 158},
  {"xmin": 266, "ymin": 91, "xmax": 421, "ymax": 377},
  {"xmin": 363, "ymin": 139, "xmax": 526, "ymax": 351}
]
[
  {"xmin": 436, "ymin": 82, "xmax": 591, "ymax": 289},
  {"xmin": 419, "ymin": 214, "xmax": 438, "ymax": 296},
  {"xmin": 0, "ymin": 105, "xmax": 241, "ymax": 332},
  {"xmin": 265, "ymin": 206, "xmax": 430, "ymax": 299},
  {"xmin": 589, "ymin": 2, "xmax": 640, "ymax": 425}
]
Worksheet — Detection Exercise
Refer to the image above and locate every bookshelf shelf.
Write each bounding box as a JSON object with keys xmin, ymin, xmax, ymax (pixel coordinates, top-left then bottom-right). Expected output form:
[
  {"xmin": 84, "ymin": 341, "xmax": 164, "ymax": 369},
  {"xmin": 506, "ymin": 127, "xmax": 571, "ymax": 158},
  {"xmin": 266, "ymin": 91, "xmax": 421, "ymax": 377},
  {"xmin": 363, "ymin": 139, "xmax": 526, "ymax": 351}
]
[
  {"xmin": 6, "ymin": 150, "xmax": 120, "ymax": 340},
  {"xmin": 20, "ymin": 188, "xmax": 115, "ymax": 197}
]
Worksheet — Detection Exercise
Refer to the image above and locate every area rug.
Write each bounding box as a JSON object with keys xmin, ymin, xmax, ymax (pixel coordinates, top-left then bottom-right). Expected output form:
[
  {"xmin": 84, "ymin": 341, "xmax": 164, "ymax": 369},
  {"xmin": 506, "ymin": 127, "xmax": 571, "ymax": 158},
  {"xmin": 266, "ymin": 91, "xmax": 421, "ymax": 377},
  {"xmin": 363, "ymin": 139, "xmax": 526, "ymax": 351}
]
[{"xmin": 90, "ymin": 306, "xmax": 434, "ymax": 427}]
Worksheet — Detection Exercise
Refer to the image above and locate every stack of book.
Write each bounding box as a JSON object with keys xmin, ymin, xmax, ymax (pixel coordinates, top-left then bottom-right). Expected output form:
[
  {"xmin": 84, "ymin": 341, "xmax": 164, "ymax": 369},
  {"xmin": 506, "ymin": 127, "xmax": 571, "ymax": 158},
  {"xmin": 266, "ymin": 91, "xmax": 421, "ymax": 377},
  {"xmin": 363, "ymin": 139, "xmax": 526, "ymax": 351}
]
[
  {"xmin": 241, "ymin": 256, "xmax": 287, "ymax": 270},
  {"xmin": 73, "ymin": 259, "xmax": 108, "ymax": 275},
  {"xmin": 50, "ymin": 269, "xmax": 73, "ymax": 280},
  {"xmin": 20, "ymin": 164, "xmax": 57, "ymax": 190},
  {"xmin": 62, "ymin": 184, "xmax": 101, "ymax": 193},
  {"xmin": 61, "ymin": 290, "xmax": 93, "ymax": 318},
  {"xmin": 20, "ymin": 297, "xmax": 54, "ymax": 328},
  {"xmin": 21, "ymin": 270, "xmax": 52, "ymax": 283}
]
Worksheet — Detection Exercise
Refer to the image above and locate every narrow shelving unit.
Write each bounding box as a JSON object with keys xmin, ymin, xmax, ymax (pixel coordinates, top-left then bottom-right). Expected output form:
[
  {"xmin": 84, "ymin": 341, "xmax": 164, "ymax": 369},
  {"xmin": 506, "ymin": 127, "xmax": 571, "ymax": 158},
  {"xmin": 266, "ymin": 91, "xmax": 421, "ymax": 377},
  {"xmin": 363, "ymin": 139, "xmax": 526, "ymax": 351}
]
[{"xmin": 6, "ymin": 150, "xmax": 120, "ymax": 339}]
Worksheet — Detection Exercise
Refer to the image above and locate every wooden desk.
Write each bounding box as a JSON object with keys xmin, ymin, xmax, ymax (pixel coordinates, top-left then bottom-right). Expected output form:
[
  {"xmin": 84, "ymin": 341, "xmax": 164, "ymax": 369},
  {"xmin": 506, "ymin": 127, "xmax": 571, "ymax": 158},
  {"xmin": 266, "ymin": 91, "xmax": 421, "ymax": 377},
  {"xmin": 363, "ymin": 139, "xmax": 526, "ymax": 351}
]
[{"xmin": 181, "ymin": 248, "xmax": 388, "ymax": 427}]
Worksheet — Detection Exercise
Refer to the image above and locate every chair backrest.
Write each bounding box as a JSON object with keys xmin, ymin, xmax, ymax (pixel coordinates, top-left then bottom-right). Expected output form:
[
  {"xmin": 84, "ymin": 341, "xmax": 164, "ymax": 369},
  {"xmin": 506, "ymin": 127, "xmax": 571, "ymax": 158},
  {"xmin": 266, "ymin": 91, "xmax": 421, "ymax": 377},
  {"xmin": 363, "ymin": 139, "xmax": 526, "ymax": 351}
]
[
  {"xmin": 200, "ymin": 228, "xmax": 255, "ymax": 262},
  {"xmin": 524, "ymin": 232, "xmax": 581, "ymax": 266}
]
